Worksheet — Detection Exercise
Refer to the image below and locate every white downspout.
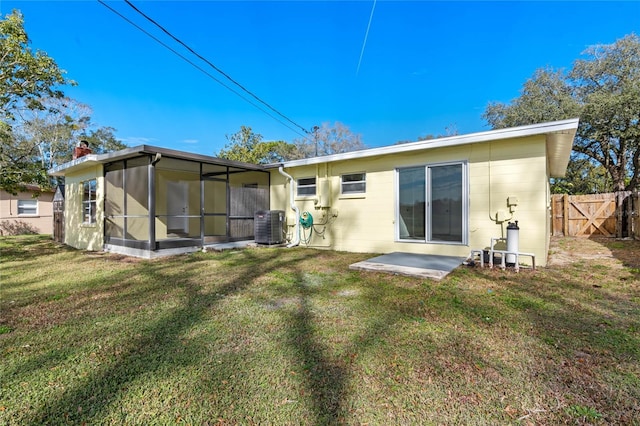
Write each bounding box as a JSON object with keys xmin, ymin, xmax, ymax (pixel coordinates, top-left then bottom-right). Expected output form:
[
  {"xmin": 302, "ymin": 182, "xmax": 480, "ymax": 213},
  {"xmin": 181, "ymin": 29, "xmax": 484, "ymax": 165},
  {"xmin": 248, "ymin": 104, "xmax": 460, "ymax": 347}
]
[{"xmin": 278, "ymin": 166, "xmax": 300, "ymax": 247}]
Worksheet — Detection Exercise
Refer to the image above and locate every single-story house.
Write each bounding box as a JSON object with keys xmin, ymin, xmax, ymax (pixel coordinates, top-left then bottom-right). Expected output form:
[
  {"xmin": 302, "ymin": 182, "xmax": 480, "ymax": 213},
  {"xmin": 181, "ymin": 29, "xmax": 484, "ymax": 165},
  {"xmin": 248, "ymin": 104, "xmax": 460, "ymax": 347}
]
[
  {"xmin": 49, "ymin": 118, "xmax": 579, "ymax": 266},
  {"xmin": 0, "ymin": 185, "xmax": 55, "ymax": 235}
]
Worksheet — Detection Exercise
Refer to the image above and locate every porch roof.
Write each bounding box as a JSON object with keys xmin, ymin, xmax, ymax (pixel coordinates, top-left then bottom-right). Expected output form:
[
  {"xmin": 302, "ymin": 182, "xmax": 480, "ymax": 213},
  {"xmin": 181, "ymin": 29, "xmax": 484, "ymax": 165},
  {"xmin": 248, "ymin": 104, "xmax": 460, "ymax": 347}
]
[{"xmin": 48, "ymin": 145, "xmax": 266, "ymax": 177}]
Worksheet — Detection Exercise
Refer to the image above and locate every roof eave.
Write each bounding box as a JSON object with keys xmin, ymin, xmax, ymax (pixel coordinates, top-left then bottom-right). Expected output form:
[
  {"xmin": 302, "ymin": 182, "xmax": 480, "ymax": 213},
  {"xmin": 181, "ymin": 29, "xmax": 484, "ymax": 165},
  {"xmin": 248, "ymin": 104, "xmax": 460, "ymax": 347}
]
[
  {"xmin": 547, "ymin": 126, "xmax": 578, "ymax": 178},
  {"xmin": 273, "ymin": 118, "xmax": 580, "ymax": 168},
  {"xmin": 48, "ymin": 144, "xmax": 266, "ymax": 176}
]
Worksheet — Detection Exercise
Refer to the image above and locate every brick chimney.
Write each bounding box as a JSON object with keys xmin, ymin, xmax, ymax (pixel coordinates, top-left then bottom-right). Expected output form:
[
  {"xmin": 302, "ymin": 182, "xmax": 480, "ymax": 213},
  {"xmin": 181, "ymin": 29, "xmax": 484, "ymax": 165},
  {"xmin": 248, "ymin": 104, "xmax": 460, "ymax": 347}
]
[{"xmin": 73, "ymin": 140, "xmax": 92, "ymax": 160}]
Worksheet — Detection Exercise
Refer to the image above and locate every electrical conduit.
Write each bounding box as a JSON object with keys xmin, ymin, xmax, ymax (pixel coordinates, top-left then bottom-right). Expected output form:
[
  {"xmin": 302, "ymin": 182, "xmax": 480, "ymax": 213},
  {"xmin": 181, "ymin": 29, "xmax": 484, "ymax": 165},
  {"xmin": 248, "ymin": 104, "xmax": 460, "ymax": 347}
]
[{"xmin": 278, "ymin": 166, "xmax": 300, "ymax": 247}]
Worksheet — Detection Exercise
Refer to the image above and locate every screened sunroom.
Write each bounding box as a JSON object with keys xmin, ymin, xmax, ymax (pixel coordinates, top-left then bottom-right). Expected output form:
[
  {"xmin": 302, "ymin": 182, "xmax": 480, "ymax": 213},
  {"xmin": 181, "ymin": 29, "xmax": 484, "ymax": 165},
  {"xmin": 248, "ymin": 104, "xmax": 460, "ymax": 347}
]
[{"xmin": 101, "ymin": 146, "xmax": 270, "ymax": 254}]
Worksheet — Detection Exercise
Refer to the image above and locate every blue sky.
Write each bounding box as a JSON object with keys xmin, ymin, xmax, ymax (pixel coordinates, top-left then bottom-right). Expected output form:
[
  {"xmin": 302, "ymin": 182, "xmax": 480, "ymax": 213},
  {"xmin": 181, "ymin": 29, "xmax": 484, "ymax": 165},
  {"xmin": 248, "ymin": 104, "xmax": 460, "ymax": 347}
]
[{"xmin": 3, "ymin": 1, "xmax": 639, "ymax": 156}]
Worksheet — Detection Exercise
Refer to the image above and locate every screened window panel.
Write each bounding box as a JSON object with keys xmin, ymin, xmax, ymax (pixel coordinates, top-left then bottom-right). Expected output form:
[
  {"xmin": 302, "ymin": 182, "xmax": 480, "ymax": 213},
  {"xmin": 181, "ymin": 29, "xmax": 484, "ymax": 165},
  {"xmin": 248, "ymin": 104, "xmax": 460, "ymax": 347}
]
[{"xmin": 125, "ymin": 157, "xmax": 149, "ymax": 216}]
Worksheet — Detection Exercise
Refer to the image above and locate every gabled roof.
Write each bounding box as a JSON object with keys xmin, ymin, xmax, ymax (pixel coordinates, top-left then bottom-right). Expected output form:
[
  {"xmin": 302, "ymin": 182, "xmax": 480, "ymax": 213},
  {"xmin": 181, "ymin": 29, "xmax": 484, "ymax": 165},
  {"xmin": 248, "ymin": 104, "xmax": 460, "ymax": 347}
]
[{"xmin": 272, "ymin": 118, "xmax": 579, "ymax": 178}]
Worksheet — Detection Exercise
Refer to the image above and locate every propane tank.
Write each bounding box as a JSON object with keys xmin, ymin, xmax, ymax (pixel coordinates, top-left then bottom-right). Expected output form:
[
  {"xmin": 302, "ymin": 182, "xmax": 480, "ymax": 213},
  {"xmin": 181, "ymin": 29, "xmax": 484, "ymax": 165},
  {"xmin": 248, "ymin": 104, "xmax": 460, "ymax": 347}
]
[{"xmin": 506, "ymin": 221, "xmax": 519, "ymax": 267}]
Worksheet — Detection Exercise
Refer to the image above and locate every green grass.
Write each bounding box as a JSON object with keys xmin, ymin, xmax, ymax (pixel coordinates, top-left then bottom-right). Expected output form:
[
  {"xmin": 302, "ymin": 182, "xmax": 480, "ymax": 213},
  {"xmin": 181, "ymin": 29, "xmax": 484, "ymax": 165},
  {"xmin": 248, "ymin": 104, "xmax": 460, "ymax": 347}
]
[{"xmin": 1, "ymin": 235, "xmax": 639, "ymax": 425}]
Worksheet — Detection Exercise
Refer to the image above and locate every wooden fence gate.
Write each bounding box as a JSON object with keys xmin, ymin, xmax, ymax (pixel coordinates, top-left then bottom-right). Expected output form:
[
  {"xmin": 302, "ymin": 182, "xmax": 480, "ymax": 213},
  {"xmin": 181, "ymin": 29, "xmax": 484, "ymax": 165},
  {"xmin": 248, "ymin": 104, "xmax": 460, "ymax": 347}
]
[
  {"xmin": 551, "ymin": 192, "xmax": 639, "ymax": 238},
  {"xmin": 53, "ymin": 185, "xmax": 65, "ymax": 243}
]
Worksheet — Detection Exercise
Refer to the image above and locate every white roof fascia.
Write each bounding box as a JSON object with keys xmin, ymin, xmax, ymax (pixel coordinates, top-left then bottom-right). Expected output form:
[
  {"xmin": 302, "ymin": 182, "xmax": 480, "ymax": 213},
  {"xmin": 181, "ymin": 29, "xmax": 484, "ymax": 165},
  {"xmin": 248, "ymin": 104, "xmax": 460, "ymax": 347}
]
[
  {"xmin": 48, "ymin": 144, "xmax": 266, "ymax": 176},
  {"xmin": 276, "ymin": 118, "xmax": 580, "ymax": 168},
  {"xmin": 48, "ymin": 154, "xmax": 101, "ymax": 176}
]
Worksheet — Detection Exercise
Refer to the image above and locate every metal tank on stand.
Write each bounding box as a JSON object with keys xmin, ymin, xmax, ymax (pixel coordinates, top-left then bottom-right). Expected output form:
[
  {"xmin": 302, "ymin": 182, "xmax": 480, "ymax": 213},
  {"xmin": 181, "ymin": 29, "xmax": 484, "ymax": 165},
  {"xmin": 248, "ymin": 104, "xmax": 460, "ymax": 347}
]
[{"xmin": 506, "ymin": 221, "xmax": 519, "ymax": 267}]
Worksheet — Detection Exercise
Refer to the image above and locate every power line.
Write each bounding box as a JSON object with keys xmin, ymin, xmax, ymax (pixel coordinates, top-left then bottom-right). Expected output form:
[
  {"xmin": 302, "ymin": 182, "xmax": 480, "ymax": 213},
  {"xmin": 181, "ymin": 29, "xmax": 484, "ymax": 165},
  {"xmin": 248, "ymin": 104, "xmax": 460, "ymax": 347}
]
[
  {"xmin": 97, "ymin": 0, "xmax": 311, "ymax": 140},
  {"xmin": 121, "ymin": 0, "xmax": 311, "ymax": 137}
]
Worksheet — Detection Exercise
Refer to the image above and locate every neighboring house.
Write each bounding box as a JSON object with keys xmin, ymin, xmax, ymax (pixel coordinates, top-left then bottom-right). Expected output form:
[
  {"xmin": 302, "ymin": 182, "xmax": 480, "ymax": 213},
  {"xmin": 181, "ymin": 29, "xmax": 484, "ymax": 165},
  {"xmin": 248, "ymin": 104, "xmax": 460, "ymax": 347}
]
[
  {"xmin": 0, "ymin": 185, "xmax": 55, "ymax": 235},
  {"xmin": 49, "ymin": 118, "xmax": 578, "ymax": 266}
]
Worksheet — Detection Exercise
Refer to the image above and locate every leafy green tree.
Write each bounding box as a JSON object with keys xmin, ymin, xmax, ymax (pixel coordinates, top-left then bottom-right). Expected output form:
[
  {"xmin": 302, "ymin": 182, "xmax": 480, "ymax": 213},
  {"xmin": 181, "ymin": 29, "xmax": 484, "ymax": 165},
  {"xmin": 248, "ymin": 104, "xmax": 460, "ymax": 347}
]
[
  {"xmin": 292, "ymin": 121, "xmax": 365, "ymax": 159},
  {"xmin": 216, "ymin": 125, "xmax": 294, "ymax": 164},
  {"xmin": 551, "ymin": 155, "xmax": 610, "ymax": 194},
  {"xmin": 1, "ymin": 10, "xmax": 125, "ymax": 192},
  {"xmin": 0, "ymin": 10, "xmax": 73, "ymax": 194},
  {"xmin": 83, "ymin": 126, "xmax": 127, "ymax": 155},
  {"xmin": 483, "ymin": 33, "xmax": 640, "ymax": 192}
]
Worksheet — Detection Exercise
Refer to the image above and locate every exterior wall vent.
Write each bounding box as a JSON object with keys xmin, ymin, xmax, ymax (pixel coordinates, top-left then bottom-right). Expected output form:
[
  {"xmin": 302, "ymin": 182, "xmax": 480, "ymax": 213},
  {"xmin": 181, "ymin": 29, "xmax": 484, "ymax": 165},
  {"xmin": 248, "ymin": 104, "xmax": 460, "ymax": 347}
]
[{"xmin": 254, "ymin": 210, "xmax": 285, "ymax": 245}]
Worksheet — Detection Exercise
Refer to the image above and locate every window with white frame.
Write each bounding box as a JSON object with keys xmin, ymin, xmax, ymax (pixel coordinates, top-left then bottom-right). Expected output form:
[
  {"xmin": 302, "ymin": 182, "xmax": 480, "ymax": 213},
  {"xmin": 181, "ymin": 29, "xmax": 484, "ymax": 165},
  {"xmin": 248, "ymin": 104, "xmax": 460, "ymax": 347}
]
[
  {"xmin": 82, "ymin": 179, "xmax": 97, "ymax": 224},
  {"xmin": 17, "ymin": 199, "xmax": 38, "ymax": 216},
  {"xmin": 341, "ymin": 172, "xmax": 366, "ymax": 194},
  {"xmin": 297, "ymin": 177, "xmax": 316, "ymax": 196},
  {"xmin": 397, "ymin": 162, "xmax": 467, "ymax": 244}
]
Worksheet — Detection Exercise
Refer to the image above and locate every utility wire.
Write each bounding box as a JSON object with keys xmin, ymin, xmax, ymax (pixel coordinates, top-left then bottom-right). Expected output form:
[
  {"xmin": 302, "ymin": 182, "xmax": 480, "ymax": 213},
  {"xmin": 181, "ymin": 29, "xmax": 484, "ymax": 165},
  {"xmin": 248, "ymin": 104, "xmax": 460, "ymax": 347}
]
[
  {"xmin": 97, "ymin": 0, "xmax": 310, "ymax": 140},
  {"xmin": 121, "ymin": 0, "xmax": 311, "ymax": 136}
]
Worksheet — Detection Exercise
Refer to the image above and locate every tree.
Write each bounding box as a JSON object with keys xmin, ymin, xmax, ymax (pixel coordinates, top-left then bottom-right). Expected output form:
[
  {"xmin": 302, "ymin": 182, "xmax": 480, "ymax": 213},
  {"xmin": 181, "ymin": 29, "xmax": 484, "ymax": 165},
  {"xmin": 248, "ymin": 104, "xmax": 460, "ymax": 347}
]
[
  {"xmin": 292, "ymin": 121, "xmax": 366, "ymax": 159},
  {"xmin": 83, "ymin": 126, "xmax": 127, "ymax": 154},
  {"xmin": 20, "ymin": 97, "xmax": 91, "ymax": 172},
  {"xmin": 216, "ymin": 125, "xmax": 294, "ymax": 164},
  {"xmin": 483, "ymin": 33, "xmax": 640, "ymax": 193},
  {"xmin": 1, "ymin": 10, "xmax": 125, "ymax": 193},
  {"xmin": 395, "ymin": 124, "xmax": 460, "ymax": 144},
  {"xmin": 550, "ymin": 155, "xmax": 610, "ymax": 194},
  {"xmin": 0, "ymin": 10, "xmax": 73, "ymax": 194},
  {"xmin": 19, "ymin": 97, "xmax": 126, "ymax": 171}
]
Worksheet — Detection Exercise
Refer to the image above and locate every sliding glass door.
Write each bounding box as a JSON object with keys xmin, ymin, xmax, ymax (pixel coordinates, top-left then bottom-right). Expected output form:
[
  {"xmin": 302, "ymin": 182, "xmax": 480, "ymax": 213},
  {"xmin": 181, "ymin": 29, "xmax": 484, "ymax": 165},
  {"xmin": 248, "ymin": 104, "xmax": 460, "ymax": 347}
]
[{"xmin": 397, "ymin": 162, "xmax": 467, "ymax": 244}]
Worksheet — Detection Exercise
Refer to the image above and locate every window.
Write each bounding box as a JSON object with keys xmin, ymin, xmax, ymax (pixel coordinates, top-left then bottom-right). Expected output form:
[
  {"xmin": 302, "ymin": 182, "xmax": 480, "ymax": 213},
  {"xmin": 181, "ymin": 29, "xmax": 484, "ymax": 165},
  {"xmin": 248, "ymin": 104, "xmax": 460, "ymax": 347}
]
[
  {"xmin": 17, "ymin": 199, "xmax": 38, "ymax": 216},
  {"xmin": 341, "ymin": 173, "xmax": 366, "ymax": 194},
  {"xmin": 397, "ymin": 162, "xmax": 467, "ymax": 244},
  {"xmin": 297, "ymin": 177, "xmax": 316, "ymax": 196},
  {"xmin": 82, "ymin": 179, "xmax": 97, "ymax": 224}
]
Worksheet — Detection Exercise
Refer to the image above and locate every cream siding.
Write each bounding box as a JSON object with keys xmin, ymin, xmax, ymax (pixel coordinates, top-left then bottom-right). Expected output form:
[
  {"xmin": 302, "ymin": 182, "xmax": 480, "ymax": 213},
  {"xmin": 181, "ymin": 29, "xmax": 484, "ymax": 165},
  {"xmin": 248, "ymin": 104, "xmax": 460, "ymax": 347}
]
[
  {"xmin": 271, "ymin": 135, "xmax": 552, "ymax": 266},
  {"xmin": 64, "ymin": 165, "xmax": 104, "ymax": 251}
]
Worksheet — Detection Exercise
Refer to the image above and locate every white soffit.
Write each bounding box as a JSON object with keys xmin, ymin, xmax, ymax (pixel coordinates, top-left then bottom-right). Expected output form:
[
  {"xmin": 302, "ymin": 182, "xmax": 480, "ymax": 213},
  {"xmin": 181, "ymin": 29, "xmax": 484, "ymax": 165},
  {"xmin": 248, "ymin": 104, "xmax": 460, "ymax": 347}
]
[{"xmin": 547, "ymin": 128, "xmax": 578, "ymax": 177}]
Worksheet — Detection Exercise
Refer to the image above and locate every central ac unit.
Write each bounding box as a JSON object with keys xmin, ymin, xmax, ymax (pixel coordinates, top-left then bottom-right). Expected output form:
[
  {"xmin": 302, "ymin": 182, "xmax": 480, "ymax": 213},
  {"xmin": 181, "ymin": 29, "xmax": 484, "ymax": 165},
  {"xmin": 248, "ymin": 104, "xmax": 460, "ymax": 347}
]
[{"xmin": 254, "ymin": 210, "xmax": 284, "ymax": 244}]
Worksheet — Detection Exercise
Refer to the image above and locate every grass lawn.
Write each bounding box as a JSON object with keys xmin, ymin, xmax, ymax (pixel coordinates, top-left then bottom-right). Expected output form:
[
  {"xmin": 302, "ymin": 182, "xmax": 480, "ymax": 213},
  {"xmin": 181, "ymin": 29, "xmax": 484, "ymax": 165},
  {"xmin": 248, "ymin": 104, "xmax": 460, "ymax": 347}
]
[{"xmin": 1, "ymin": 235, "xmax": 639, "ymax": 425}]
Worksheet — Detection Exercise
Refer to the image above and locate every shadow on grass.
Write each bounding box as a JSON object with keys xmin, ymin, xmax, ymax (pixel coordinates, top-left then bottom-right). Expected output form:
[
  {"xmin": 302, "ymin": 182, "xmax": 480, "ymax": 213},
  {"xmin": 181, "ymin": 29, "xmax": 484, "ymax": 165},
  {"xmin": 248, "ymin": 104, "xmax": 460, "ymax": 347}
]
[
  {"xmin": 285, "ymin": 270, "xmax": 347, "ymax": 423},
  {"xmin": 458, "ymin": 260, "xmax": 640, "ymax": 423},
  {"xmin": 281, "ymin": 268, "xmax": 407, "ymax": 424},
  {"xmin": 24, "ymin": 248, "xmax": 317, "ymax": 424},
  {"xmin": 593, "ymin": 236, "xmax": 640, "ymax": 271},
  {"xmin": 0, "ymin": 234, "xmax": 72, "ymax": 260}
]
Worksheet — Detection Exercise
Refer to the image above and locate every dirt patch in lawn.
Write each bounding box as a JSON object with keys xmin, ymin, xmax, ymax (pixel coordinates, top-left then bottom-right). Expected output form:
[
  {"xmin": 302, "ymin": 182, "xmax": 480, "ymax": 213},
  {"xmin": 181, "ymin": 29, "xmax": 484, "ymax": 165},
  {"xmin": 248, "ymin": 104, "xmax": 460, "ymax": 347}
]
[{"xmin": 547, "ymin": 236, "xmax": 640, "ymax": 269}]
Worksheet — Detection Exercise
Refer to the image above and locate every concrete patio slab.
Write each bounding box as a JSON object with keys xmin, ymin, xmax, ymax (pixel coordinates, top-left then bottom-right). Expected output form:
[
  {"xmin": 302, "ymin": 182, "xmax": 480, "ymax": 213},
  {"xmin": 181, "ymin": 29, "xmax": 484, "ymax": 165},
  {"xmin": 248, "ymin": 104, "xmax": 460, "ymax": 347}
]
[{"xmin": 349, "ymin": 252, "xmax": 466, "ymax": 280}]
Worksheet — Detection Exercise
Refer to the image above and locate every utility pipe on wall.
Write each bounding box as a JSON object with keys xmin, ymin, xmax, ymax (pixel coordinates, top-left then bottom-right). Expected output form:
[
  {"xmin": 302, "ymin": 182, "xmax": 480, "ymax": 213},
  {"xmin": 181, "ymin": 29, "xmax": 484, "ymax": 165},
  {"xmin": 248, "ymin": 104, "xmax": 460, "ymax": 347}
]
[{"xmin": 278, "ymin": 166, "xmax": 300, "ymax": 248}]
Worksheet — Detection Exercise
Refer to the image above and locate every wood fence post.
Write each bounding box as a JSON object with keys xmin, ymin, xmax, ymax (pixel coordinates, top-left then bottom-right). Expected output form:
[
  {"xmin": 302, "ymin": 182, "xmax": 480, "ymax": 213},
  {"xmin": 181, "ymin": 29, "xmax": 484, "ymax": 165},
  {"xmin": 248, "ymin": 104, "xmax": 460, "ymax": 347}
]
[{"xmin": 563, "ymin": 194, "xmax": 569, "ymax": 236}]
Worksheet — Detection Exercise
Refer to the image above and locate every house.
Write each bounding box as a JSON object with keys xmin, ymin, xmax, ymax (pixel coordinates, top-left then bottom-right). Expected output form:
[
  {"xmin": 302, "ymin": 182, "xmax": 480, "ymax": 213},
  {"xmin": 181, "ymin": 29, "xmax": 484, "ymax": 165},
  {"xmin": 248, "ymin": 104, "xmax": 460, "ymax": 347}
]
[
  {"xmin": 49, "ymin": 118, "xmax": 579, "ymax": 266},
  {"xmin": 0, "ymin": 185, "xmax": 55, "ymax": 235}
]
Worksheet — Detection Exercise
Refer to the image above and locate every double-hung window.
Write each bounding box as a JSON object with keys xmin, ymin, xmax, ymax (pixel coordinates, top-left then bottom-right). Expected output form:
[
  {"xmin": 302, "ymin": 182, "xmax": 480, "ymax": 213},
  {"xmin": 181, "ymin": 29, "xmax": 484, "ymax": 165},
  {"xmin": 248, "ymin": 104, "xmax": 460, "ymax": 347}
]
[
  {"xmin": 341, "ymin": 173, "xmax": 366, "ymax": 194},
  {"xmin": 297, "ymin": 177, "xmax": 316, "ymax": 197},
  {"xmin": 82, "ymin": 179, "xmax": 97, "ymax": 224},
  {"xmin": 17, "ymin": 199, "xmax": 38, "ymax": 216},
  {"xmin": 397, "ymin": 162, "xmax": 467, "ymax": 244}
]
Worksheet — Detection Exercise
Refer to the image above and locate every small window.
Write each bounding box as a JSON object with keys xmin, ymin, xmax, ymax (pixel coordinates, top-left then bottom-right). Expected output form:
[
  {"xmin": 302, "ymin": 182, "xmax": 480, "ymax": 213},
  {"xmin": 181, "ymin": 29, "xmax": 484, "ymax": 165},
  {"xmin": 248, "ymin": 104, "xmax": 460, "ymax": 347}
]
[
  {"xmin": 82, "ymin": 179, "xmax": 97, "ymax": 224},
  {"xmin": 341, "ymin": 173, "xmax": 366, "ymax": 194},
  {"xmin": 297, "ymin": 177, "xmax": 316, "ymax": 196},
  {"xmin": 17, "ymin": 199, "xmax": 38, "ymax": 216}
]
